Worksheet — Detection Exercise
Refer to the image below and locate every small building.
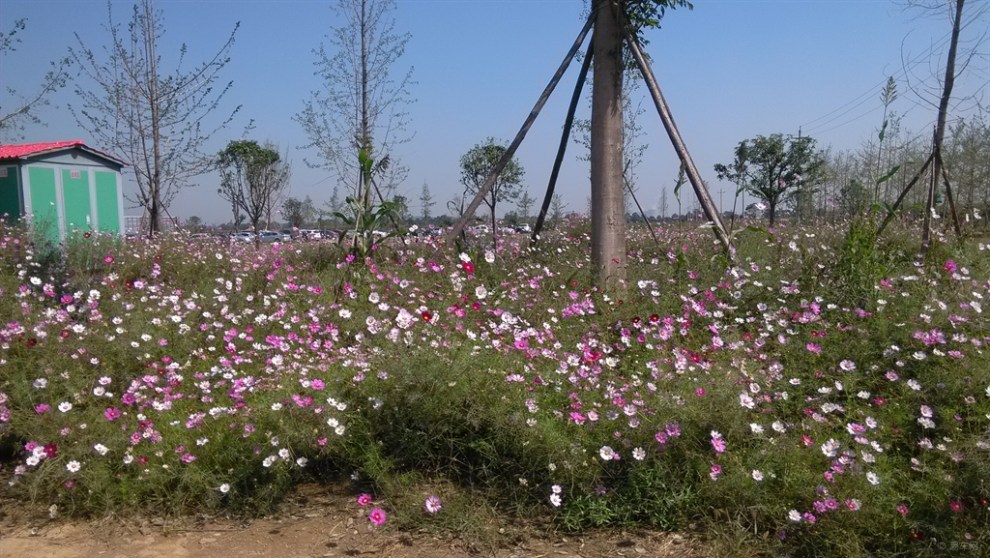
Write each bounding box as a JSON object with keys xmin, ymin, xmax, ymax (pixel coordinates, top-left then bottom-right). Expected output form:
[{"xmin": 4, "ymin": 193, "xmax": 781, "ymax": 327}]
[{"xmin": 0, "ymin": 140, "xmax": 125, "ymax": 243}]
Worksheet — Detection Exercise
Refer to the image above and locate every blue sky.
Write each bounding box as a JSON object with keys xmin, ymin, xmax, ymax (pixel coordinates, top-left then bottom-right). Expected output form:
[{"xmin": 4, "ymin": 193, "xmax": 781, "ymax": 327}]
[{"xmin": 2, "ymin": 0, "xmax": 987, "ymax": 224}]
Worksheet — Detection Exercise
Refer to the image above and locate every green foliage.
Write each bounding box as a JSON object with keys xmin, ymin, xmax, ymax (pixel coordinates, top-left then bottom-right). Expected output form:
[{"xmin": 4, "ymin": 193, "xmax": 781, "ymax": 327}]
[
  {"xmin": 459, "ymin": 137, "xmax": 525, "ymax": 229},
  {"xmin": 715, "ymin": 134, "xmax": 826, "ymax": 226},
  {"xmin": 1, "ymin": 220, "xmax": 989, "ymax": 557}
]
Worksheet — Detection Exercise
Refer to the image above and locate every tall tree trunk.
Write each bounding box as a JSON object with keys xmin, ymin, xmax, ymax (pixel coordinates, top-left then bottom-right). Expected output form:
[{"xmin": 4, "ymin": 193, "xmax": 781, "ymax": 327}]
[
  {"xmin": 923, "ymin": 0, "xmax": 964, "ymax": 246},
  {"xmin": 144, "ymin": 0, "xmax": 162, "ymax": 237},
  {"xmin": 590, "ymin": 0, "xmax": 625, "ymax": 292}
]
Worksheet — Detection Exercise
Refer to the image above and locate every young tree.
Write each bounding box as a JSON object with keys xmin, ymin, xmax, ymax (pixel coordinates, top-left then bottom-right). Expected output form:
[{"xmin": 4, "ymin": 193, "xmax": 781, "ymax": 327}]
[
  {"xmin": 296, "ymin": 0, "xmax": 414, "ymax": 219},
  {"xmin": 0, "ymin": 19, "xmax": 72, "ymax": 140},
  {"xmin": 550, "ymin": 193, "xmax": 566, "ymax": 225},
  {"xmin": 391, "ymin": 194, "xmax": 409, "ymax": 223},
  {"xmin": 283, "ymin": 196, "xmax": 316, "ymax": 229},
  {"xmin": 585, "ymin": 0, "xmax": 691, "ymax": 290},
  {"xmin": 419, "ymin": 182, "xmax": 435, "ymax": 221},
  {"xmin": 70, "ymin": 0, "xmax": 240, "ymax": 236},
  {"xmin": 185, "ymin": 215, "xmax": 203, "ymax": 232},
  {"xmin": 216, "ymin": 140, "xmax": 290, "ymax": 234},
  {"xmin": 460, "ymin": 138, "xmax": 525, "ymax": 239},
  {"xmin": 715, "ymin": 134, "xmax": 825, "ymax": 227},
  {"xmin": 326, "ymin": 185, "xmax": 343, "ymax": 227},
  {"xmin": 517, "ymin": 190, "xmax": 535, "ymax": 220}
]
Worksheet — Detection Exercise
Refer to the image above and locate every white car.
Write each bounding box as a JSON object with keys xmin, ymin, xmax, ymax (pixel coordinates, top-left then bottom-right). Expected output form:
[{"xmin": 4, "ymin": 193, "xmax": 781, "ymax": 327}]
[
  {"xmin": 231, "ymin": 232, "xmax": 255, "ymax": 243},
  {"xmin": 258, "ymin": 231, "xmax": 282, "ymax": 243}
]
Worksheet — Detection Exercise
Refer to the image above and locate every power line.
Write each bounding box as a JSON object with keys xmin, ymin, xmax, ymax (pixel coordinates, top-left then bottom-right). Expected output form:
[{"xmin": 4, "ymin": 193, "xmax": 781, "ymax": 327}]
[{"xmin": 799, "ymin": 11, "xmax": 981, "ymax": 136}]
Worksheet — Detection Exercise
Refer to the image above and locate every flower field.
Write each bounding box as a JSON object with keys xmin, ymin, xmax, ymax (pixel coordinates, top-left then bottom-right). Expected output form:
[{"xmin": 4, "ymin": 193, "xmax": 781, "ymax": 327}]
[{"xmin": 1, "ymin": 220, "xmax": 988, "ymax": 557}]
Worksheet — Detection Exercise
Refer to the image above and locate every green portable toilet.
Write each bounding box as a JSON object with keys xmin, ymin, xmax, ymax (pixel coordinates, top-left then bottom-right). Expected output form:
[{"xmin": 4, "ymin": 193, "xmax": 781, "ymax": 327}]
[{"xmin": 0, "ymin": 140, "xmax": 125, "ymax": 243}]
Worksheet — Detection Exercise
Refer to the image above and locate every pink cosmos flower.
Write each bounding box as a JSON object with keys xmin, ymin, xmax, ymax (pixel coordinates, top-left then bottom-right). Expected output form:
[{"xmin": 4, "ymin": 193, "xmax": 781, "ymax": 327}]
[
  {"xmin": 356, "ymin": 493, "xmax": 373, "ymax": 506},
  {"xmin": 709, "ymin": 464, "xmax": 722, "ymax": 480},
  {"xmin": 368, "ymin": 507, "xmax": 388, "ymax": 526},
  {"xmin": 104, "ymin": 407, "xmax": 122, "ymax": 421},
  {"xmin": 710, "ymin": 431, "xmax": 726, "ymax": 454},
  {"xmin": 424, "ymin": 495, "xmax": 442, "ymax": 514}
]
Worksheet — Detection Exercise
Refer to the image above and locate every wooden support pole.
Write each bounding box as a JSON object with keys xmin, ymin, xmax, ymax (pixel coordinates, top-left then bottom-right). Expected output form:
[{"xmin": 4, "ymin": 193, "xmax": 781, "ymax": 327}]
[
  {"xmin": 448, "ymin": 13, "xmax": 594, "ymax": 242},
  {"xmin": 876, "ymin": 149, "xmax": 935, "ymax": 237},
  {"xmin": 624, "ymin": 161, "xmax": 661, "ymax": 246},
  {"xmin": 531, "ymin": 39, "xmax": 593, "ymax": 245},
  {"xmin": 937, "ymin": 151, "xmax": 962, "ymax": 238},
  {"xmin": 619, "ymin": 23, "xmax": 734, "ymax": 260}
]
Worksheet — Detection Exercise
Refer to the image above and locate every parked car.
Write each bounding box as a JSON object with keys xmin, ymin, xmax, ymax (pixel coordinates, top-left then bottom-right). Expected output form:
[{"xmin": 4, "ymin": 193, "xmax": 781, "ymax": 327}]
[
  {"xmin": 231, "ymin": 231, "xmax": 255, "ymax": 243},
  {"xmin": 258, "ymin": 231, "xmax": 282, "ymax": 243}
]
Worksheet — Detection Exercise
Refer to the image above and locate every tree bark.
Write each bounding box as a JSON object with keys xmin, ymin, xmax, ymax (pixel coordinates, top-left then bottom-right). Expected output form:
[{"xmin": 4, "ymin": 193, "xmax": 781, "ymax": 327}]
[
  {"xmin": 923, "ymin": 0, "xmax": 964, "ymax": 246},
  {"xmin": 590, "ymin": 0, "xmax": 626, "ymax": 292}
]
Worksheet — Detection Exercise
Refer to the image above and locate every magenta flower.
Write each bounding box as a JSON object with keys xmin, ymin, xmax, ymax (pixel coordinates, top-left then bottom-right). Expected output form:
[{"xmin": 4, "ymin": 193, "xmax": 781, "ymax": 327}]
[
  {"xmin": 368, "ymin": 507, "xmax": 388, "ymax": 526},
  {"xmin": 104, "ymin": 407, "xmax": 122, "ymax": 421},
  {"xmin": 424, "ymin": 495, "xmax": 442, "ymax": 514},
  {"xmin": 710, "ymin": 431, "xmax": 727, "ymax": 454},
  {"xmin": 709, "ymin": 463, "xmax": 722, "ymax": 480},
  {"xmin": 356, "ymin": 493, "xmax": 373, "ymax": 506}
]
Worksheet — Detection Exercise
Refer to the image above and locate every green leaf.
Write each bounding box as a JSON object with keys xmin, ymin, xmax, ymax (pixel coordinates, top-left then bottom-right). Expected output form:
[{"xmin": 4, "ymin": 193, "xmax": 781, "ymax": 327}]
[
  {"xmin": 875, "ymin": 165, "xmax": 900, "ymax": 186},
  {"xmin": 358, "ymin": 148, "xmax": 373, "ymax": 176}
]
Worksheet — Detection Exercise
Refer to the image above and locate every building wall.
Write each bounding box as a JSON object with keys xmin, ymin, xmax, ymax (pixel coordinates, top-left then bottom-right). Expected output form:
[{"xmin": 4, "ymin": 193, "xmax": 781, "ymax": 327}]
[
  {"xmin": 94, "ymin": 170, "xmax": 121, "ymax": 234},
  {"xmin": 0, "ymin": 165, "xmax": 20, "ymax": 222},
  {"xmin": 17, "ymin": 156, "xmax": 124, "ymax": 243},
  {"xmin": 26, "ymin": 166, "xmax": 61, "ymax": 242}
]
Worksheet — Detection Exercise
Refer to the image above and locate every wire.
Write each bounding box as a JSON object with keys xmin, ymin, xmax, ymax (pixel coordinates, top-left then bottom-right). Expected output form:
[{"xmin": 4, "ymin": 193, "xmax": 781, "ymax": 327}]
[{"xmin": 799, "ymin": 10, "xmax": 983, "ymax": 136}]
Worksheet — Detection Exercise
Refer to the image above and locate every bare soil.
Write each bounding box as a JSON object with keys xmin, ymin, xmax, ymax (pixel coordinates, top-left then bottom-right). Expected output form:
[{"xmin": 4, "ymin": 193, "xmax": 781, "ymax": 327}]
[{"xmin": 0, "ymin": 483, "xmax": 705, "ymax": 558}]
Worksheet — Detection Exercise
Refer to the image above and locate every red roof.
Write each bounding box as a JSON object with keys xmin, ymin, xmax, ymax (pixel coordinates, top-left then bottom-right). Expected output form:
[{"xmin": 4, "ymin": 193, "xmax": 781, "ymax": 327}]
[{"xmin": 0, "ymin": 140, "xmax": 125, "ymax": 166}]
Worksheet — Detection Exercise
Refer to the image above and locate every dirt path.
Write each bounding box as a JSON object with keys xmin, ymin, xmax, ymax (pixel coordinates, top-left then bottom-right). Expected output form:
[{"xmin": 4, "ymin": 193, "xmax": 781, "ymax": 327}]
[{"xmin": 0, "ymin": 485, "xmax": 702, "ymax": 558}]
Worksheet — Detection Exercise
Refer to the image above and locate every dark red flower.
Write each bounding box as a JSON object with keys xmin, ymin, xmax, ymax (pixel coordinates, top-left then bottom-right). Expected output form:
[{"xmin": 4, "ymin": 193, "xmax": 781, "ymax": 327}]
[
  {"xmin": 420, "ymin": 311, "xmax": 433, "ymax": 322},
  {"xmin": 462, "ymin": 262, "xmax": 475, "ymax": 274}
]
